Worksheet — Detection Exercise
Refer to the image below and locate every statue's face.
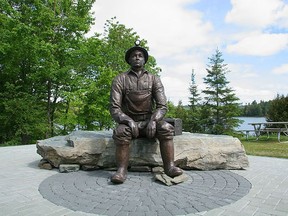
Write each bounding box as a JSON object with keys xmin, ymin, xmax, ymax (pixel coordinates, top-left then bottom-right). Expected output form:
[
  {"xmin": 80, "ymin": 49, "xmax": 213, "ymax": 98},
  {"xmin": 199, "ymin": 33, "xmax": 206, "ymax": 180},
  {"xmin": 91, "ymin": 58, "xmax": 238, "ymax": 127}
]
[{"xmin": 129, "ymin": 50, "xmax": 145, "ymax": 68}]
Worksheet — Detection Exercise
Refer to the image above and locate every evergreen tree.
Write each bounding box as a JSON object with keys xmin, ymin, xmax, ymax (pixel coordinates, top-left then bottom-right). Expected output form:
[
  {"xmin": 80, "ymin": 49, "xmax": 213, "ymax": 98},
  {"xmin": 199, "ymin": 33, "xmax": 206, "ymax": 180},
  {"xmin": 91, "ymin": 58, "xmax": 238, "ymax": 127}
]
[
  {"xmin": 188, "ymin": 69, "xmax": 201, "ymax": 111},
  {"xmin": 267, "ymin": 94, "xmax": 288, "ymax": 122},
  {"xmin": 175, "ymin": 101, "xmax": 189, "ymax": 131},
  {"xmin": 241, "ymin": 100, "xmax": 270, "ymax": 117},
  {"xmin": 202, "ymin": 49, "xmax": 241, "ymax": 134},
  {"xmin": 187, "ymin": 69, "xmax": 202, "ymax": 132}
]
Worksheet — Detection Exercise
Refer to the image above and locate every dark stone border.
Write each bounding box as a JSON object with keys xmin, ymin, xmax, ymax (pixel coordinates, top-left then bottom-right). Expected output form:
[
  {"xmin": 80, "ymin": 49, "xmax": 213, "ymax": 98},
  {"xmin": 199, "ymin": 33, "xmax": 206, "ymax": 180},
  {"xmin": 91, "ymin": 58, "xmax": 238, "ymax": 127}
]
[{"xmin": 39, "ymin": 170, "xmax": 251, "ymax": 216}]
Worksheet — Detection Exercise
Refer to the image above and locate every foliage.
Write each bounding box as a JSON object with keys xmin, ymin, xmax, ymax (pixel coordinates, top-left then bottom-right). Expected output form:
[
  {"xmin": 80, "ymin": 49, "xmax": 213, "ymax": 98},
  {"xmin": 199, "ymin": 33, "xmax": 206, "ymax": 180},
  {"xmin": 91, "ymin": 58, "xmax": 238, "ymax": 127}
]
[
  {"xmin": 0, "ymin": 0, "xmax": 96, "ymax": 145},
  {"xmin": 59, "ymin": 18, "xmax": 161, "ymax": 132},
  {"xmin": 3, "ymin": 1, "xmax": 285, "ymax": 145},
  {"xmin": 186, "ymin": 70, "xmax": 202, "ymax": 132},
  {"xmin": 266, "ymin": 94, "xmax": 288, "ymax": 122},
  {"xmin": 0, "ymin": 84, "xmax": 47, "ymax": 145},
  {"xmin": 167, "ymin": 50, "xmax": 242, "ymax": 135},
  {"xmin": 241, "ymin": 100, "xmax": 270, "ymax": 117},
  {"xmin": 170, "ymin": 49, "xmax": 240, "ymax": 134},
  {"xmin": 166, "ymin": 101, "xmax": 177, "ymax": 118},
  {"xmin": 201, "ymin": 49, "xmax": 242, "ymax": 134},
  {"xmin": 0, "ymin": 3, "xmax": 161, "ymax": 145}
]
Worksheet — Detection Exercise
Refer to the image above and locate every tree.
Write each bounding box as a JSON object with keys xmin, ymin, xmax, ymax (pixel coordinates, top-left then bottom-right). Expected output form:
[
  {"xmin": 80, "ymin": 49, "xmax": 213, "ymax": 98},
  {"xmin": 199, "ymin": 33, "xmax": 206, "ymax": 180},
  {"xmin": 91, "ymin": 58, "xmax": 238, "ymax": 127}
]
[
  {"xmin": 0, "ymin": 3, "xmax": 162, "ymax": 145},
  {"xmin": 166, "ymin": 101, "xmax": 177, "ymax": 118},
  {"xmin": 187, "ymin": 69, "xmax": 202, "ymax": 132},
  {"xmin": 188, "ymin": 69, "xmax": 201, "ymax": 110},
  {"xmin": 202, "ymin": 49, "xmax": 241, "ymax": 134},
  {"xmin": 0, "ymin": 0, "xmax": 95, "ymax": 144},
  {"xmin": 241, "ymin": 100, "xmax": 270, "ymax": 117},
  {"xmin": 54, "ymin": 18, "xmax": 162, "ymax": 133},
  {"xmin": 267, "ymin": 94, "xmax": 288, "ymax": 122}
]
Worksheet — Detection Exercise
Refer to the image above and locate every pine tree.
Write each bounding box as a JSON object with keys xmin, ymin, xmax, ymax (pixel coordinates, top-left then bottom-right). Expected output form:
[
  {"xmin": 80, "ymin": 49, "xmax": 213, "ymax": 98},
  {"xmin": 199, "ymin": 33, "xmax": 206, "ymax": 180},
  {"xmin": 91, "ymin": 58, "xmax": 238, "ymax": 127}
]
[
  {"xmin": 267, "ymin": 94, "xmax": 288, "ymax": 122},
  {"xmin": 187, "ymin": 69, "xmax": 202, "ymax": 132},
  {"xmin": 188, "ymin": 69, "xmax": 201, "ymax": 111},
  {"xmin": 202, "ymin": 49, "xmax": 241, "ymax": 134}
]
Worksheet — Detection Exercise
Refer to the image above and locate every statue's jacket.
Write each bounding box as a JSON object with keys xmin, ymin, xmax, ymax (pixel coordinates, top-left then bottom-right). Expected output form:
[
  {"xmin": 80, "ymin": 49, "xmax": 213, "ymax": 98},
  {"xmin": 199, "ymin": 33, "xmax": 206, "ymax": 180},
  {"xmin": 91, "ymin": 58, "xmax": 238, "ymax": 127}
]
[{"xmin": 110, "ymin": 70, "xmax": 167, "ymax": 124}]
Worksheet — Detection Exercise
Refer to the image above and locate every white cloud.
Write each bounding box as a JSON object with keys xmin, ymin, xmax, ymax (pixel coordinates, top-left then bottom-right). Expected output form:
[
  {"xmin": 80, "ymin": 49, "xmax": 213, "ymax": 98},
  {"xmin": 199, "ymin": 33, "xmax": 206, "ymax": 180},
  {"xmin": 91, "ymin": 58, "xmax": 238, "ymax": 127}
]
[
  {"xmin": 272, "ymin": 63, "xmax": 288, "ymax": 74},
  {"xmin": 225, "ymin": 0, "xmax": 287, "ymax": 29},
  {"xmin": 87, "ymin": 0, "xmax": 288, "ymax": 104},
  {"xmin": 162, "ymin": 76, "xmax": 190, "ymax": 104},
  {"xmin": 88, "ymin": 0, "xmax": 216, "ymax": 59},
  {"xmin": 227, "ymin": 62, "xmax": 288, "ymax": 103},
  {"xmin": 228, "ymin": 63, "xmax": 259, "ymax": 78},
  {"xmin": 226, "ymin": 33, "xmax": 288, "ymax": 56},
  {"xmin": 277, "ymin": 4, "xmax": 288, "ymax": 28},
  {"xmin": 160, "ymin": 54, "xmax": 207, "ymax": 105},
  {"xmin": 87, "ymin": 0, "xmax": 220, "ymax": 105}
]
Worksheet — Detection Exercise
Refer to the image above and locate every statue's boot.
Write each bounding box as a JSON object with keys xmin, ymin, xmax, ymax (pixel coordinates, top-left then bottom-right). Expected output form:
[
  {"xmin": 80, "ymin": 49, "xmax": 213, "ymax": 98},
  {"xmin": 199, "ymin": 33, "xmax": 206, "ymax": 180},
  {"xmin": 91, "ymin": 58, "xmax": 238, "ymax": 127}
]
[
  {"xmin": 111, "ymin": 141, "xmax": 130, "ymax": 184},
  {"xmin": 160, "ymin": 139, "xmax": 183, "ymax": 178}
]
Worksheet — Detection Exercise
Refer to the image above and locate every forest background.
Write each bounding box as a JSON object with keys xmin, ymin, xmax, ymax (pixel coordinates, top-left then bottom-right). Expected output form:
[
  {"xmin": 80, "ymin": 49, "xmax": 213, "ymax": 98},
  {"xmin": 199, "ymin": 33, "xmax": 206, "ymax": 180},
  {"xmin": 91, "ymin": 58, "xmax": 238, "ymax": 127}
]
[{"xmin": 1, "ymin": 1, "xmax": 287, "ymax": 146}]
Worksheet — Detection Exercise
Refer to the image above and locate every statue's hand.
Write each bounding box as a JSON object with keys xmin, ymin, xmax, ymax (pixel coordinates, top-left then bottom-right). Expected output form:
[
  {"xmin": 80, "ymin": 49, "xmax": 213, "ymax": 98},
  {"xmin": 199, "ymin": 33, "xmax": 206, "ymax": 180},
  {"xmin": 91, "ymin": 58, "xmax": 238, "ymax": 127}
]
[
  {"xmin": 128, "ymin": 120, "xmax": 139, "ymax": 138},
  {"xmin": 146, "ymin": 120, "xmax": 156, "ymax": 139}
]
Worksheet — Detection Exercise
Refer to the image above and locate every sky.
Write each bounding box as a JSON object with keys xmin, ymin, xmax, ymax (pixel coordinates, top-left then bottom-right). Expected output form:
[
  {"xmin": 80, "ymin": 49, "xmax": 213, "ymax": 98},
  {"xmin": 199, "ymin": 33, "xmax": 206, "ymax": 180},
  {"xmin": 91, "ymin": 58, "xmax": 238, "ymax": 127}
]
[{"xmin": 87, "ymin": 0, "xmax": 288, "ymax": 105}]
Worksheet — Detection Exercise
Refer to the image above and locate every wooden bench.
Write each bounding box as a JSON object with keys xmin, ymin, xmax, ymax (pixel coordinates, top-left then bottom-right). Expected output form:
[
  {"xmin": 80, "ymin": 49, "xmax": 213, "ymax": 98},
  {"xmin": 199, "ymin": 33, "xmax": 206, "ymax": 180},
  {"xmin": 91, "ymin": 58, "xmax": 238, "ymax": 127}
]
[
  {"xmin": 262, "ymin": 128, "xmax": 288, "ymax": 142},
  {"xmin": 238, "ymin": 128, "xmax": 288, "ymax": 142},
  {"xmin": 237, "ymin": 130, "xmax": 264, "ymax": 140}
]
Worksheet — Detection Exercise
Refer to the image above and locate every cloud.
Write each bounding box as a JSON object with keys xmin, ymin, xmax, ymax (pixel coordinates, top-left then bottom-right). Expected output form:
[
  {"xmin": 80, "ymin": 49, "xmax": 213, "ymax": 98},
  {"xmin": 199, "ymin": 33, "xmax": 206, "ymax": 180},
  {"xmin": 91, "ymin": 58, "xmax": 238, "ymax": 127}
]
[
  {"xmin": 228, "ymin": 63, "xmax": 259, "ymax": 78},
  {"xmin": 226, "ymin": 32, "xmax": 288, "ymax": 56},
  {"xmin": 272, "ymin": 63, "xmax": 288, "ymax": 74},
  {"xmin": 225, "ymin": 0, "xmax": 288, "ymax": 56},
  {"xmin": 160, "ymin": 53, "xmax": 207, "ymax": 105},
  {"xmin": 88, "ymin": 0, "xmax": 216, "ymax": 59},
  {"xmin": 87, "ymin": 0, "xmax": 288, "ymax": 104},
  {"xmin": 225, "ymin": 0, "xmax": 287, "ymax": 29},
  {"xmin": 88, "ymin": 0, "xmax": 220, "ymax": 105}
]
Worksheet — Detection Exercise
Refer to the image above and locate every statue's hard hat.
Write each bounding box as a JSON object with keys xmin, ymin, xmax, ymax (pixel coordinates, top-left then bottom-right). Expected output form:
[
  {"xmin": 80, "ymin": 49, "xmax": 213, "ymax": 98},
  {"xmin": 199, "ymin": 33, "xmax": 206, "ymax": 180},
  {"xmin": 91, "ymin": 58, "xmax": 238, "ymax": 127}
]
[{"xmin": 125, "ymin": 40, "xmax": 149, "ymax": 64}]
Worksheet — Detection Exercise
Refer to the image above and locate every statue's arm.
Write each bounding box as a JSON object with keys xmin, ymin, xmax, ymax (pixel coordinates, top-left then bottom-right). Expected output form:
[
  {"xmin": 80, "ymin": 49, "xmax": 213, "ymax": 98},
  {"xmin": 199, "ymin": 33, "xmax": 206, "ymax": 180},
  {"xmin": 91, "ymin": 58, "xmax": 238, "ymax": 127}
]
[
  {"xmin": 110, "ymin": 76, "xmax": 134, "ymax": 124},
  {"xmin": 110, "ymin": 75, "xmax": 139, "ymax": 138},
  {"xmin": 150, "ymin": 75, "xmax": 168, "ymax": 122},
  {"xmin": 146, "ymin": 75, "xmax": 168, "ymax": 138}
]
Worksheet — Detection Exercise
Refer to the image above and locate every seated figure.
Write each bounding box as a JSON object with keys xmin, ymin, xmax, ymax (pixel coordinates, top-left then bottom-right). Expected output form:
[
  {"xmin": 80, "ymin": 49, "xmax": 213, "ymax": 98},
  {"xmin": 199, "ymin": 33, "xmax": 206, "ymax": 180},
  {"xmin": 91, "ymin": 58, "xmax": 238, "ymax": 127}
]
[{"xmin": 109, "ymin": 41, "xmax": 183, "ymax": 184}]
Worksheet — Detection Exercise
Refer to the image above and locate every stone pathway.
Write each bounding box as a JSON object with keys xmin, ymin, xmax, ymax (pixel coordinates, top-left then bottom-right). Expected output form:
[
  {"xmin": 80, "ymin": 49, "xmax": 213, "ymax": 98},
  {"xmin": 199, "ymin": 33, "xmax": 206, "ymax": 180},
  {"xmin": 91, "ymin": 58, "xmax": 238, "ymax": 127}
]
[
  {"xmin": 39, "ymin": 170, "xmax": 251, "ymax": 216},
  {"xmin": 0, "ymin": 144, "xmax": 288, "ymax": 216}
]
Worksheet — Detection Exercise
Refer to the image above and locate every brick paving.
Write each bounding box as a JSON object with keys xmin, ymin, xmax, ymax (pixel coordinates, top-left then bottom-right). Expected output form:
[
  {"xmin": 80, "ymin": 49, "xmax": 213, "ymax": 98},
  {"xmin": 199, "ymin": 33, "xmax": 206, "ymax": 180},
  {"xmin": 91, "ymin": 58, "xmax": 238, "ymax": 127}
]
[
  {"xmin": 0, "ymin": 144, "xmax": 288, "ymax": 216},
  {"xmin": 39, "ymin": 170, "xmax": 251, "ymax": 216}
]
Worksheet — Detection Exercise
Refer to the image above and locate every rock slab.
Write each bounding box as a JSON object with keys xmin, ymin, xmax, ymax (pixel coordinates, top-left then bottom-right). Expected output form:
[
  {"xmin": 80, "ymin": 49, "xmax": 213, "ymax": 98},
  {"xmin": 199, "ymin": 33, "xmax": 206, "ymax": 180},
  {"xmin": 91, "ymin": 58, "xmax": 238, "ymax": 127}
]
[{"xmin": 36, "ymin": 130, "xmax": 249, "ymax": 170}]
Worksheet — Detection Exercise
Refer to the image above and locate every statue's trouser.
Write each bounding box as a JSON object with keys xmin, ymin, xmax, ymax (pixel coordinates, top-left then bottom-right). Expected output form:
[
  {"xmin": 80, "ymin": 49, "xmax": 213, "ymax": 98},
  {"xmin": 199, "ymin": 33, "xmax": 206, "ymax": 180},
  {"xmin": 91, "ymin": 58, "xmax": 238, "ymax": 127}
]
[
  {"xmin": 110, "ymin": 140, "xmax": 130, "ymax": 184},
  {"xmin": 159, "ymin": 138, "xmax": 183, "ymax": 177},
  {"xmin": 111, "ymin": 120, "xmax": 183, "ymax": 183}
]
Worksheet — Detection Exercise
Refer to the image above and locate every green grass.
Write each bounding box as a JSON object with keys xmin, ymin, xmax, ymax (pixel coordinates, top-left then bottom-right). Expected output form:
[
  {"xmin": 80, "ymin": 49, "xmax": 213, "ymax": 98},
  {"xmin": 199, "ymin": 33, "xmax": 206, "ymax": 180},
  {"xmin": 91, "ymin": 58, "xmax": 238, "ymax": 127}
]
[{"xmin": 240, "ymin": 134, "xmax": 288, "ymax": 159}]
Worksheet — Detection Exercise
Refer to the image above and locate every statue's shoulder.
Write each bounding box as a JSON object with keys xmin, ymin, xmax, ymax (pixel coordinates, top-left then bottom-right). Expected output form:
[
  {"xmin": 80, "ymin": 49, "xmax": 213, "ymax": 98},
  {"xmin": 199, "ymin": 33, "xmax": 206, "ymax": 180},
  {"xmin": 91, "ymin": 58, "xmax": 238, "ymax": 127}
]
[
  {"xmin": 145, "ymin": 71, "xmax": 157, "ymax": 78},
  {"xmin": 113, "ymin": 71, "xmax": 129, "ymax": 80},
  {"xmin": 147, "ymin": 72, "xmax": 161, "ymax": 82}
]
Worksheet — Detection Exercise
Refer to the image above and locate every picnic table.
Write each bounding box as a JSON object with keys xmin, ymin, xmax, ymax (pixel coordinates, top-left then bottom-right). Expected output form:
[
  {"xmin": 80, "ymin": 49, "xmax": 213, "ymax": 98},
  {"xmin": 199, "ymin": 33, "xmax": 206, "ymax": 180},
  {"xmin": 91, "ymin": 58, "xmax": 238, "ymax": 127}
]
[{"xmin": 248, "ymin": 122, "xmax": 288, "ymax": 142}]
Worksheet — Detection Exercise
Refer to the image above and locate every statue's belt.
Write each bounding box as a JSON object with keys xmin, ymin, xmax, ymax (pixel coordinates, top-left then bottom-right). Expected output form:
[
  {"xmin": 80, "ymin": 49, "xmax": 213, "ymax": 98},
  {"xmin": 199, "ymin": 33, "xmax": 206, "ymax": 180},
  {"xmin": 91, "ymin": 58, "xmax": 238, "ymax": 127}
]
[{"xmin": 132, "ymin": 114, "xmax": 152, "ymax": 122}]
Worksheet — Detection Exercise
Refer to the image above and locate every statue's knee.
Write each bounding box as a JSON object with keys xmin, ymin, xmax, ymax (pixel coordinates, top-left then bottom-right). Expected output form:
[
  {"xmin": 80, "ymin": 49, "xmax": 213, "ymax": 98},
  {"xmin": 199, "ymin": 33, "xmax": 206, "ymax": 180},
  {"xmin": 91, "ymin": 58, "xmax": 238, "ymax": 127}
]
[
  {"xmin": 156, "ymin": 121, "xmax": 174, "ymax": 140},
  {"xmin": 113, "ymin": 124, "xmax": 133, "ymax": 143}
]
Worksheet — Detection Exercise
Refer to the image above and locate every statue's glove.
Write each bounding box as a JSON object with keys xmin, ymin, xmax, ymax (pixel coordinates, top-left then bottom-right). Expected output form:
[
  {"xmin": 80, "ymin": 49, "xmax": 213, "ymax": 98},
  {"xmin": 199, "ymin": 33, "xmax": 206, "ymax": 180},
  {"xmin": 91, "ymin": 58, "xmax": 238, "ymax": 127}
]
[
  {"xmin": 128, "ymin": 120, "xmax": 139, "ymax": 138},
  {"xmin": 146, "ymin": 120, "xmax": 156, "ymax": 139}
]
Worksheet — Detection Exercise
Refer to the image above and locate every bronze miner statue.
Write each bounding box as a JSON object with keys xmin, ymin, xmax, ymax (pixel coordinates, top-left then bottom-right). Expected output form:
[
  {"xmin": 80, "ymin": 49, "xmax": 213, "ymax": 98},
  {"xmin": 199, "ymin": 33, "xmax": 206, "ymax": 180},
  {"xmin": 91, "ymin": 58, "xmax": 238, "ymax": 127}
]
[{"xmin": 109, "ymin": 41, "xmax": 183, "ymax": 184}]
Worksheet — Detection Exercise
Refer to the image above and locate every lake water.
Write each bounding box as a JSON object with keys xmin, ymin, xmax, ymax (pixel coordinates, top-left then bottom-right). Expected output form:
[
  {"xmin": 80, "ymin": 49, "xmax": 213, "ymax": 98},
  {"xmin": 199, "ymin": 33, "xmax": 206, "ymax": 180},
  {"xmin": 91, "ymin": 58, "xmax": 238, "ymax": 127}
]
[{"xmin": 235, "ymin": 117, "xmax": 266, "ymax": 131}]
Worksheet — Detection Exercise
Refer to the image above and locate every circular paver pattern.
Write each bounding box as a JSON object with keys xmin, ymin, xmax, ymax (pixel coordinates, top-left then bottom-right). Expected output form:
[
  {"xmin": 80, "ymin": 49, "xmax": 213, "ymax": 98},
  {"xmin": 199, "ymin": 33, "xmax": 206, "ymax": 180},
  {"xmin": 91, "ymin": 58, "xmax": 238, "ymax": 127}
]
[{"xmin": 39, "ymin": 170, "xmax": 251, "ymax": 216}]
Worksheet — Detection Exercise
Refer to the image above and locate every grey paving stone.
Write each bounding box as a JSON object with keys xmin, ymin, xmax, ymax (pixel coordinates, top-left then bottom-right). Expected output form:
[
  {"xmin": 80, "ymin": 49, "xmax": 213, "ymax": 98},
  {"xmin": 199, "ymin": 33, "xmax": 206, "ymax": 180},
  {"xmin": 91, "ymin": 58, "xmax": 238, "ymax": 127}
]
[
  {"xmin": 2, "ymin": 145, "xmax": 288, "ymax": 216},
  {"xmin": 38, "ymin": 170, "xmax": 251, "ymax": 216}
]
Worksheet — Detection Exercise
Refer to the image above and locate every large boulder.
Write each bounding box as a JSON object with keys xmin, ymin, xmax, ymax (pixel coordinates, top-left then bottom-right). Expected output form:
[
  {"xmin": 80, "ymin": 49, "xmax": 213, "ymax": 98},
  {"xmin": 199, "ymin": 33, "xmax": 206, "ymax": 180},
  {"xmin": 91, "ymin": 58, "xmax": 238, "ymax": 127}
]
[{"xmin": 36, "ymin": 130, "xmax": 249, "ymax": 170}]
